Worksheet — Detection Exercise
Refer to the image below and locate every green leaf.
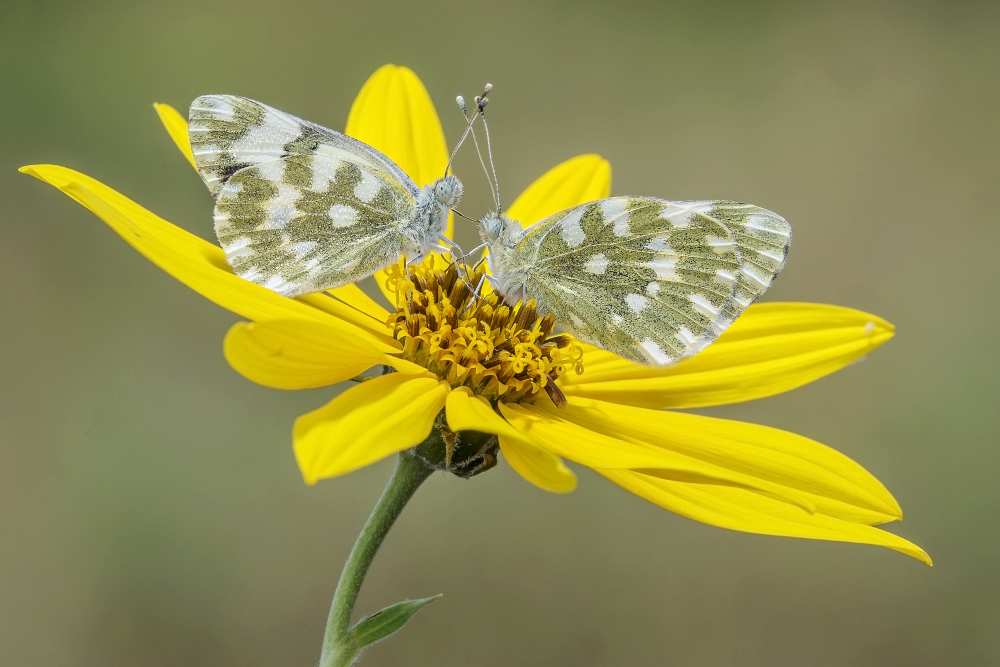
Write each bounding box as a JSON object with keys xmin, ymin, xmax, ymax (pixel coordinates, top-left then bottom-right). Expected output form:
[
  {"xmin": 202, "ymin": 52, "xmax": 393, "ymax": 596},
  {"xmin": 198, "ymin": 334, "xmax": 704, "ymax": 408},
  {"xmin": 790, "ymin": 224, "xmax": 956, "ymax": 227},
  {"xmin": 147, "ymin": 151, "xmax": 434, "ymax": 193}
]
[{"xmin": 349, "ymin": 594, "xmax": 443, "ymax": 648}]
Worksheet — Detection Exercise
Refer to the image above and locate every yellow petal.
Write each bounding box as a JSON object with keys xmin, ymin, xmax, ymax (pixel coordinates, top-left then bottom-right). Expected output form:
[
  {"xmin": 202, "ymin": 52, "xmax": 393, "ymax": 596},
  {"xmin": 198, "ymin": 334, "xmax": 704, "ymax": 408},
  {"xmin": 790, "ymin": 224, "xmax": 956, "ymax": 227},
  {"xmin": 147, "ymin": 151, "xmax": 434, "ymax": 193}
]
[
  {"xmin": 557, "ymin": 397, "xmax": 902, "ymax": 523},
  {"xmin": 563, "ymin": 302, "xmax": 895, "ymax": 409},
  {"xmin": 509, "ymin": 400, "xmax": 813, "ymax": 514},
  {"xmin": 346, "ymin": 65, "xmax": 451, "ymax": 305},
  {"xmin": 153, "ymin": 102, "xmax": 197, "ymax": 171},
  {"xmin": 498, "ymin": 400, "xmax": 818, "ymax": 511},
  {"xmin": 20, "ymin": 164, "xmax": 397, "ymax": 355},
  {"xmin": 345, "ymin": 64, "xmax": 448, "ymax": 188},
  {"xmin": 314, "ymin": 284, "xmax": 395, "ymax": 341},
  {"xmin": 599, "ymin": 469, "xmax": 931, "ymax": 565},
  {"xmin": 224, "ymin": 320, "xmax": 423, "ymax": 390},
  {"xmin": 506, "ymin": 154, "xmax": 611, "ymax": 225},
  {"xmin": 294, "ymin": 373, "xmax": 448, "ymax": 484},
  {"xmin": 499, "ymin": 437, "xmax": 578, "ymax": 494},
  {"xmin": 445, "ymin": 387, "xmax": 576, "ymax": 493}
]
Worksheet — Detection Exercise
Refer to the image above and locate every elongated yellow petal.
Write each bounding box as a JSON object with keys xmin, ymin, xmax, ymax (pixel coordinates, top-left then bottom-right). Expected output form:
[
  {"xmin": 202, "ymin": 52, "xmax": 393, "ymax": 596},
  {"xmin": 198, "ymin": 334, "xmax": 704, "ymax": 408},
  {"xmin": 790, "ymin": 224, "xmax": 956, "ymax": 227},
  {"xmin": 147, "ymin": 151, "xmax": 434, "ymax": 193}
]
[
  {"xmin": 506, "ymin": 154, "xmax": 611, "ymax": 225},
  {"xmin": 505, "ymin": 401, "xmax": 817, "ymax": 513},
  {"xmin": 600, "ymin": 469, "xmax": 931, "ymax": 565},
  {"xmin": 556, "ymin": 397, "xmax": 902, "ymax": 524},
  {"xmin": 346, "ymin": 65, "xmax": 451, "ymax": 305},
  {"xmin": 445, "ymin": 387, "xmax": 576, "ymax": 493},
  {"xmin": 346, "ymin": 65, "xmax": 448, "ymax": 188},
  {"xmin": 20, "ymin": 164, "xmax": 397, "ymax": 355},
  {"xmin": 153, "ymin": 102, "xmax": 196, "ymax": 171},
  {"xmin": 294, "ymin": 373, "xmax": 448, "ymax": 484},
  {"xmin": 500, "ymin": 402, "xmax": 686, "ymax": 469},
  {"xmin": 564, "ymin": 302, "xmax": 895, "ymax": 409},
  {"xmin": 225, "ymin": 320, "xmax": 424, "ymax": 390},
  {"xmin": 326, "ymin": 284, "xmax": 388, "ymax": 321},
  {"xmin": 314, "ymin": 284, "xmax": 395, "ymax": 340}
]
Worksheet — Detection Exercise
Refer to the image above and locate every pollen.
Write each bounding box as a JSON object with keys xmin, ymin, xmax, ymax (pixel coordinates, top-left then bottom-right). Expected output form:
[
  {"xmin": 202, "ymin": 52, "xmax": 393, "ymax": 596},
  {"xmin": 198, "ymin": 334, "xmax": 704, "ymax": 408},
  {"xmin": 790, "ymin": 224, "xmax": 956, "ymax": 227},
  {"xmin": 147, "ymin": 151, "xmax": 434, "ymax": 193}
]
[{"xmin": 387, "ymin": 260, "xmax": 582, "ymax": 405}]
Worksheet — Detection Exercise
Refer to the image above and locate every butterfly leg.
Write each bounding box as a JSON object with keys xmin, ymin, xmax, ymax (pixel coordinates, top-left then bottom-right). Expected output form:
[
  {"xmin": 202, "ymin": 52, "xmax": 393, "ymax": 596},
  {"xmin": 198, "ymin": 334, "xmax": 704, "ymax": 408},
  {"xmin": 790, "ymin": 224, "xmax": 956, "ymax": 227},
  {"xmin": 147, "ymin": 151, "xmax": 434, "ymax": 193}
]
[
  {"xmin": 458, "ymin": 272, "xmax": 490, "ymax": 316},
  {"xmin": 437, "ymin": 236, "xmax": 467, "ymax": 263}
]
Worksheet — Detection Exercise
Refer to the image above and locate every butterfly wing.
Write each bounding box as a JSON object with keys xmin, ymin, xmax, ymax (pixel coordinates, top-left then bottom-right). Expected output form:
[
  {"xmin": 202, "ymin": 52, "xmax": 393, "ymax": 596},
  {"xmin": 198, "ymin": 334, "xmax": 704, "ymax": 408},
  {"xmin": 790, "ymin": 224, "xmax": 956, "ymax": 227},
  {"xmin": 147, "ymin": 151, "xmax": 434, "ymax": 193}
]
[
  {"xmin": 188, "ymin": 95, "xmax": 419, "ymax": 295},
  {"xmin": 510, "ymin": 197, "xmax": 789, "ymax": 366}
]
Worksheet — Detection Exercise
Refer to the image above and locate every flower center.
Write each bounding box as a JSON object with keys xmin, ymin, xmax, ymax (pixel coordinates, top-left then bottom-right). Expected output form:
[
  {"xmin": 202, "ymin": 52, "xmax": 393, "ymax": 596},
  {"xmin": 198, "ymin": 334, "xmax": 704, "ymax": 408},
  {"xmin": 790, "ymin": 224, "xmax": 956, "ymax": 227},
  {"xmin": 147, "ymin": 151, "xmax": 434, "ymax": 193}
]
[{"xmin": 387, "ymin": 260, "xmax": 582, "ymax": 406}]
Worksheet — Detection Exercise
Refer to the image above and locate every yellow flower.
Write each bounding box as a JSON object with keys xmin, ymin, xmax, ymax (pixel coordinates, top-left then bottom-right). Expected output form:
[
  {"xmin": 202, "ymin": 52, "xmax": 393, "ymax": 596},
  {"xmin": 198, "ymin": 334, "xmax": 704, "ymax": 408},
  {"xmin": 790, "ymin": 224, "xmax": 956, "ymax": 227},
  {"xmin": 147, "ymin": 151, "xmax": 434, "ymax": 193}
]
[{"xmin": 20, "ymin": 64, "xmax": 930, "ymax": 566}]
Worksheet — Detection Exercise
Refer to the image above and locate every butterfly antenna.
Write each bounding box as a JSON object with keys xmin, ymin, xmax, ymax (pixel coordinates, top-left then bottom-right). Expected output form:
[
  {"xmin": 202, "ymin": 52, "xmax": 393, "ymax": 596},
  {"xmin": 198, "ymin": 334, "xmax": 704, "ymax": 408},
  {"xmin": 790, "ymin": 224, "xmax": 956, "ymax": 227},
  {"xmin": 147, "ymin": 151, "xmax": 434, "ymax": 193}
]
[
  {"xmin": 450, "ymin": 207, "xmax": 478, "ymax": 223},
  {"xmin": 461, "ymin": 90, "xmax": 499, "ymax": 207},
  {"xmin": 443, "ymin": 96, "xmax": 480, "ymax": 178},
  {"xmin": 477, "ymin": 84, "xmax": 502, "ymax": 211}
]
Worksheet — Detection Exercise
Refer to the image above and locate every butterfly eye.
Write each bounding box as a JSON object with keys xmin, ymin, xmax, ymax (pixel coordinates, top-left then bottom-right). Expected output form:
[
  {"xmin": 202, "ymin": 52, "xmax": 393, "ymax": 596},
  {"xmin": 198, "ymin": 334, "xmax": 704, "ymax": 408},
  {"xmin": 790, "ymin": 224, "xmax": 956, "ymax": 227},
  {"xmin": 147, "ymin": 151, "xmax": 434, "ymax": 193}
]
[{"xmin": 433, "ymin": 175, "xmax": 463, "ymax": 207}]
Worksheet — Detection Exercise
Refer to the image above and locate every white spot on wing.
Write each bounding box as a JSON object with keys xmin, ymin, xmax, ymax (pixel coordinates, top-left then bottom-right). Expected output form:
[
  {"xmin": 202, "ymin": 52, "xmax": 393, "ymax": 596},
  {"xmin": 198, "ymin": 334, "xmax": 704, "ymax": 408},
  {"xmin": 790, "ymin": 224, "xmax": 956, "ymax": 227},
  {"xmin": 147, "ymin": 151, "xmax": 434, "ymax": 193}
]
[
  {"xmin": 262, "ymin": 184, "xmax": 301, "ymax": 229},
  {"xmin": 310, "ymin": 157, "xmax": 338, "ymax": 192},
  {"xmin": 560, "ymin": 207, "xmax": 586, "ymax": 247},
  {"xmin": 746, "ymin": 212, "xmax": 790, "ymax": 237},
  {"xmin": 715, "ymin": 269, "xmax": 737, "ymax": 286},
  {"xmin": 625, "ymin": 293, "xmax": 648, "ymax": 313},
  {"xmin": 193, "ymin": 97, "xmax": 235, "ymax": 119},
  {"xmin": 645, "ymin": 281, "xmax": 661, "ymax": 296},
  {"xmin": 329, "ymin": 204, "xmax": 359, "ymax": 228},
  {"xmin": 292, "ymin": 241, "xmax": 318, "ymax": 257},
  {"xmin": 256, "ymin": 159, "xmax": 285, "ymax": 182},
  {"xmin": 706, "ymin": 236, "xmax": 737, "ymax": 254},
  {"xmin": 584, "ymin": 253, "xmax": 609, "ymax": 275},
  {"xmin": 353, "ymin": 170, "xmax": 381, "ymax": 203},
  {"xmin": 640, "ymin": 339, "xmax": 673, "ymax": 365},
  {"xmin": 688, "ymin": 293, "xmax": 720, "ymax": 318},
  {"xmin": 645, "ymin": 256, "xmax": 678, "ymax": 280},
  {"xmin": 226, "ymin": 236, "xmax": 254, "ymax": 259},
  {"xmin": 758, "ymin": 247, "xmax": 786, "ymax": 263},
  {"xmin": 263, "ymin": 275, "xmax": 292, "ymax": 294},
  {"xmin": 600, "ymin": 199, "xmax": 630, "ymax": 237},
  {"xmin": 677, "ymin": 327, "xmax": 697, "ymax": 347},
  {"xmin": 646, "ymin": 236, "xmax": 672, "ymax": 252},
  {"xmin": 741, "ymin": 262, "xmax": 772, "ymax": 288}
]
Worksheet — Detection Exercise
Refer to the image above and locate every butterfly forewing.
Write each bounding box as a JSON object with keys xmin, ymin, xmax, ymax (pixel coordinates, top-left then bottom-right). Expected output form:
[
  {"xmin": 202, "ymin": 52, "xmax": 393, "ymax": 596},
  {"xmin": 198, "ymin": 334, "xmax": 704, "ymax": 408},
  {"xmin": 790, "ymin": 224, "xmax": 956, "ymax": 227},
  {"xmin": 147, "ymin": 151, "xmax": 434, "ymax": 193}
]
[{"xmin": 188, "ymin": 95, "xmax": 420, "ymax": 295}]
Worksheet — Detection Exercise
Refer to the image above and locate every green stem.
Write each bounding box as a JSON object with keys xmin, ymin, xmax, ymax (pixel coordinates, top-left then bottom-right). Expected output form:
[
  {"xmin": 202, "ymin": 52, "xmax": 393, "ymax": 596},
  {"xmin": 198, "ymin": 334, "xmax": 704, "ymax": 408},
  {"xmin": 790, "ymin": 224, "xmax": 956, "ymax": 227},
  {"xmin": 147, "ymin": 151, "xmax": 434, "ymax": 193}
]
[{"xmin": 319, "ymin": 452, "xmax": 434, "ymax": 667}]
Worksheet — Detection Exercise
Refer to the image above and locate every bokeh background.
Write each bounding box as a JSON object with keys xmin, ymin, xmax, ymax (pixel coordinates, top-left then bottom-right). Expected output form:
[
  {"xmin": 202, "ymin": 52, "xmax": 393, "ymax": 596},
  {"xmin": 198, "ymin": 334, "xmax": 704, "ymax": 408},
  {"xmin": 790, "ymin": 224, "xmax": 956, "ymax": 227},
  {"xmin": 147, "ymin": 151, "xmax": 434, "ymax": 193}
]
[{"xmin": 3, "ymin": 1, "xmax": 998, "ymax": 665}]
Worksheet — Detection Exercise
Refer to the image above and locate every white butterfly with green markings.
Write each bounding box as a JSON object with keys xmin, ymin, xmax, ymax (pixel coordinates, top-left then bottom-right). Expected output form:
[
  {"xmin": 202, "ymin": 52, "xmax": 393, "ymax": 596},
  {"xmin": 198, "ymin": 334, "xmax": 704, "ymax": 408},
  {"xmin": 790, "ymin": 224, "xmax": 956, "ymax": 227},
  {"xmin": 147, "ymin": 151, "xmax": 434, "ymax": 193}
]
[
  {"xmin": 480, "ymin": 197, "xmax": 790, "ymax": 366},
  {"xmin": 188, "ymin": 95, "xmax": 463, "ymax": 295}
]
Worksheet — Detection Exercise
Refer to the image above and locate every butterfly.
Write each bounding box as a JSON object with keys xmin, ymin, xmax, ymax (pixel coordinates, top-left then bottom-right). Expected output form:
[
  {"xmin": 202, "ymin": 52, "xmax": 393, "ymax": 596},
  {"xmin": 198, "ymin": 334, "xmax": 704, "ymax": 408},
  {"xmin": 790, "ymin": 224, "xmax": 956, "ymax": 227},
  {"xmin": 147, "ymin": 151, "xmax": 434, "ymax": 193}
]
[
  {"xmin": 480, "ymin": 198, "xmax": 790, "ymax": 366},
  {"xmin": 187, "ymin": 95, "xmax": 463, "ymax": 296}
]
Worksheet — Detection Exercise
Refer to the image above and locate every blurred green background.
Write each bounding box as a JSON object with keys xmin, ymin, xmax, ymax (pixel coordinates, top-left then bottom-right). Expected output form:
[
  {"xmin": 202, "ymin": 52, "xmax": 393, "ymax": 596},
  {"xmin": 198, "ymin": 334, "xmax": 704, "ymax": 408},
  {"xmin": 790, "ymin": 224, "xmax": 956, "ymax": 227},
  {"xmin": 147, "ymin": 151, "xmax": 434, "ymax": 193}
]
[{"xmin": 3, "ymin": 1, "xmax": 998, "ymax": 665}]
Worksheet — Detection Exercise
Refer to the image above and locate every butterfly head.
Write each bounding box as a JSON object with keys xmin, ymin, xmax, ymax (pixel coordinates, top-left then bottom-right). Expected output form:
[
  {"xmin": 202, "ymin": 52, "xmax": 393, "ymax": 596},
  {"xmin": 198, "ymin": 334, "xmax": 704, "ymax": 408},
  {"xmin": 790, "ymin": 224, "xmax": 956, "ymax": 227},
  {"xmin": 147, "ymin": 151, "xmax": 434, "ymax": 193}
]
[
  {"xmin": 478, "ymin": 211, "xmax": 523, "ymax": 249},
  {"xmin": 432, "ymin": 174, "xmax": 464, "ymax": 208}
]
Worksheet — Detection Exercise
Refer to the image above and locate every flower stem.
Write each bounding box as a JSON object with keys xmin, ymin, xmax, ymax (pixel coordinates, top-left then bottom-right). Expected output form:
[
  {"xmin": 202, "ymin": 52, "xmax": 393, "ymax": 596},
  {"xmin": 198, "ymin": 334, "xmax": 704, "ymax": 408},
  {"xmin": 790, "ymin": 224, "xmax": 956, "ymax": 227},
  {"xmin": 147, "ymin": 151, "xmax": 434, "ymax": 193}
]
[{"xmin": 319, "ymin": 452, "xmax": 434, "ymax": 667}]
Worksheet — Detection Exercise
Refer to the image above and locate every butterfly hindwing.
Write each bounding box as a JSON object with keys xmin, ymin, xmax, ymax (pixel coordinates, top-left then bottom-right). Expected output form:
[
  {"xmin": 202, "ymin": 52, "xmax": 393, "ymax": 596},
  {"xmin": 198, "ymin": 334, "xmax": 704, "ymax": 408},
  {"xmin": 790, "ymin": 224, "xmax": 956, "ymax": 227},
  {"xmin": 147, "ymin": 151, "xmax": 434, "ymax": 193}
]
[
  {"xmin": 214, "ymin": 156, "xmax": 417, "ymax": 294},
  {"xmin": 507, "ymin": 197, "xmax": 785, "ymax": 366},
  {"xmin": 188, "ymin": 95, "xmax": 420, "ymax": 295},
  {"xmin": 705, "ymin": 202, "xmax": 791, "ymax": 321}
]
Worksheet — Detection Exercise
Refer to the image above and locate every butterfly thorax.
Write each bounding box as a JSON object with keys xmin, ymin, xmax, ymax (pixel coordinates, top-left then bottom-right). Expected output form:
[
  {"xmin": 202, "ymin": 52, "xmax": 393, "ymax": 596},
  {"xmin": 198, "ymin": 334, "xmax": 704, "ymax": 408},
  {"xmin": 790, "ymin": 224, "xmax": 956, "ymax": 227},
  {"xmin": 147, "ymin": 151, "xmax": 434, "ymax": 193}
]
[{"xmin": 403, "ymin": 175, "xmax": 464, "ymax": 257}]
